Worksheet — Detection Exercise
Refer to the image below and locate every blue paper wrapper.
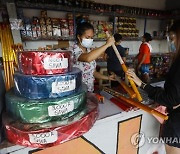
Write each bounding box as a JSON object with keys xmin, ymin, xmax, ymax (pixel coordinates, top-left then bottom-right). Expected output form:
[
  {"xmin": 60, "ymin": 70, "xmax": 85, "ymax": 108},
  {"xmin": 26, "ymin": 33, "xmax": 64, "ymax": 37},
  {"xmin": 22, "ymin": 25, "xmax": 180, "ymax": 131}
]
[{"xmin": 14, "ymin": 67, "xmax": 82, "ymax": 99}]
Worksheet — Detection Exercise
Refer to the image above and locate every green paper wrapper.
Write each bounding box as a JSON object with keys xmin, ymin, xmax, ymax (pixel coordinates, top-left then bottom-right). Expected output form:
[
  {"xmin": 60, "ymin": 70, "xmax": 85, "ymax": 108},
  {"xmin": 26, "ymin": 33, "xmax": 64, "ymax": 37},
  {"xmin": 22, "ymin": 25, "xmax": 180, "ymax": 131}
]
[{"xmin": 6, "ymin": 87, "xmax": 87, "ymax": 123}]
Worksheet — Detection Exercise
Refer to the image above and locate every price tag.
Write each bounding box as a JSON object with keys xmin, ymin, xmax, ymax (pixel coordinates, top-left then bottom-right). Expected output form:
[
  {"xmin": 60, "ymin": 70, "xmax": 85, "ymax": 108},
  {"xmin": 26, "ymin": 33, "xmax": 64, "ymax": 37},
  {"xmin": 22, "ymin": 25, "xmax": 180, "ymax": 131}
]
[
  {"xmin": 43, "ymin": 57, "xmax": 68, "ymax": 70},
  {"xmin": 29, "ymin": 131, "xmax": 58, "ymax": 144},
  {"xmin": 48, "ymin": 101, "xmax": 74, "ymax": 117},
  {"xmin": 52, "ymin": 79, "xmax": 76, "ymax": 93}
]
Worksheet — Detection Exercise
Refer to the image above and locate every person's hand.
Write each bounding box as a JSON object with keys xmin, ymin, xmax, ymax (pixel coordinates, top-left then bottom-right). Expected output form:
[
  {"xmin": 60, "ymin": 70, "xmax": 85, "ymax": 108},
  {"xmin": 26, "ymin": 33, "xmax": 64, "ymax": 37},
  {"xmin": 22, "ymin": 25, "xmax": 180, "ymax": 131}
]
[
  {"xmin": 106, "ymin": 36, "xmax": 115, "ymax": 47},
  {"xmin": 126, "ymin": 69, "xmax": 142, "ymax": 87},
  {"xmin": 108, "ymin": 74, "xmax": 116, "ymax": 81}
]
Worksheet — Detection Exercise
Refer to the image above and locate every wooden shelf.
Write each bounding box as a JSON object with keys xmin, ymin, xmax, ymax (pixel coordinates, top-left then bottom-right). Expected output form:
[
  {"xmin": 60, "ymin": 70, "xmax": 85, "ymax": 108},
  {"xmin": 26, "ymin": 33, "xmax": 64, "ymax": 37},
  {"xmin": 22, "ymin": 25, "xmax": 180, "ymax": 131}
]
[
  {"xmin": 16, "ymin": 1, "xmax": 113, "ymax": 17},
  {"xmin": 123, "ymin": 37, "xmax": 141, "ymax": 41},
  {"xmin": 22, "ymin": 37, "xmax": 75, "ymax": 41},
  {"xmin": 152, "ymin": 37, "xmax": 166, "ymax": 40},
  {"xmin": 15, "ymin": 1, "xmax": 175, "ymax": 19},
  {"xmin": 113, "ymin": 12, "xmax": 171, "ymax": 20},
  {"xmin": 21, "ymin": 37, "xmax": 165, "ymax": 42}
]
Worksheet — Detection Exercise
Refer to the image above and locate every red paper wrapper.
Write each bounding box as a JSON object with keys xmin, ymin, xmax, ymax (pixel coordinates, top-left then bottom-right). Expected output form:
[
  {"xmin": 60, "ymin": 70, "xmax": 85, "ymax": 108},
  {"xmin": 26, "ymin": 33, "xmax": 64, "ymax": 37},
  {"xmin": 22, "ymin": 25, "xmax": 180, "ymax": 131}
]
[
  {"xmin": 4, "ymin": 93, "xmax": 99, "ymax": 148},
  {"xmin": 18, "ymin": 51, "xmax": 72, "ymax": 75}
]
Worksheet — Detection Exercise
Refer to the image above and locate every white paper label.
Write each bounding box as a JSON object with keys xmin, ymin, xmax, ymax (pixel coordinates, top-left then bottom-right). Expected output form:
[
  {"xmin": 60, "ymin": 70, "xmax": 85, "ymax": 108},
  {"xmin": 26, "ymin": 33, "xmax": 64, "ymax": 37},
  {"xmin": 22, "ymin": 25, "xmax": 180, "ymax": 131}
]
[
  {"xmin": 48, "ymin": 101, "xmax": 74, "ymax": 117},
  {"xmin": 52, "ymin": 79, "xmax": 76, "ymax": 93},
  {"xmin": 29, "ymin": 131, "xmax": 58, "ymax": 144},
  {"xmin": 43, "ymin": 57, "xmax": 68, "ymax": 70}
]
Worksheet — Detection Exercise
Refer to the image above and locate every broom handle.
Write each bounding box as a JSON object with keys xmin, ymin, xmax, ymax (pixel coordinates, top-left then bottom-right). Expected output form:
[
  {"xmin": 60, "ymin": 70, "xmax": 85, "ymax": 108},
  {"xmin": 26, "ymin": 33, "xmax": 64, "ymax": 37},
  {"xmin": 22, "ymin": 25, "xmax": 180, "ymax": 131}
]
[
  {"xmin": 104, "ymin": 87, "xmax": 168, "ymax": 120},
  {"xmin": 116, "ymin": 76, "xmax": 136, "ymax": 99}
]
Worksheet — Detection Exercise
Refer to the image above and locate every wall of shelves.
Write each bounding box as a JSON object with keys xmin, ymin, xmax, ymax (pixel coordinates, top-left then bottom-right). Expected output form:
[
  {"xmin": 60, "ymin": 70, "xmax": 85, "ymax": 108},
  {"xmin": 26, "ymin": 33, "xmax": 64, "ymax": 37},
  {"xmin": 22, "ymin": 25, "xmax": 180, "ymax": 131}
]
[
  {"xmin": 11, "ymin": 1, "xmax": 173, "ymax": 55},
  {"xmin": 17, "ymin": 7, "xmax": 167, "ymax": 40}
]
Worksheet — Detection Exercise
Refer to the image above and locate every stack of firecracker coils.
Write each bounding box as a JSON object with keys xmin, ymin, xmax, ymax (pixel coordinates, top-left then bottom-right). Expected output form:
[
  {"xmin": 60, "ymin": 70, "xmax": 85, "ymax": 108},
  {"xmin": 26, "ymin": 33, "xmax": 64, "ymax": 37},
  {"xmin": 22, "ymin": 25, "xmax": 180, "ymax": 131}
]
[{"xmin": 4, "ymin": 50, "xmax": 99, "ymax": 148}]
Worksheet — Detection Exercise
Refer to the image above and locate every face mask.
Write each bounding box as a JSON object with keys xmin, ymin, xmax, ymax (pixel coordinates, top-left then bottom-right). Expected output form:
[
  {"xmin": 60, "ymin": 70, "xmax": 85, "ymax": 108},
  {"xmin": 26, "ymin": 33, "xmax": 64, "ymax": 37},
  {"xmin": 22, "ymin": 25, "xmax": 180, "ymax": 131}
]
[
  {"xmin": 81, "ymin": 38, "xmax": 93, "ymax": 48},
  {"xmin": 170, "ymin": 41, "xmax": 176, "ymax": 52}
]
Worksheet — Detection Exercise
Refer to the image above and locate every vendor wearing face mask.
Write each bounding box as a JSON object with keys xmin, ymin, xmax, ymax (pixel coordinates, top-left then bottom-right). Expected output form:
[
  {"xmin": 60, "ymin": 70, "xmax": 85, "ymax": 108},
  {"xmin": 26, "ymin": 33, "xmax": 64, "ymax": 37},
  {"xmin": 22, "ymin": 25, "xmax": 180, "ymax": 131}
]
[{"xmin": 71, "ymin": 22, "xmax": 115, "ymax": 92}]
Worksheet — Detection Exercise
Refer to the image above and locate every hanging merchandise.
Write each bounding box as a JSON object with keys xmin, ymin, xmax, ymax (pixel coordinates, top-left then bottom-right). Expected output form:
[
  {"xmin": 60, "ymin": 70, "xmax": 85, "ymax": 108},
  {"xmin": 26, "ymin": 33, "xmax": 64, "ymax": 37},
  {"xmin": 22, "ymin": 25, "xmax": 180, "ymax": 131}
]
[
  {"xmin": 4, "ymin": 93, "xmax": 98, "ymax": 148},
  {"xmin": 18, "ymin": 50, "xmax": 72, "ymax": 75},
  {"xmin": 0, "ymin": 24, "xmax": 16, "ymax": 91},
  {"xmin": 6, "ymin": 85, "xmax": 87, "ymax": 123},
  {"xmin": 14, "ymin": 67, "xmax": 82, "ymax": 99},
  {"xmin": 9, "ymin": 18, "xmax": 24, "ymax": 30}
]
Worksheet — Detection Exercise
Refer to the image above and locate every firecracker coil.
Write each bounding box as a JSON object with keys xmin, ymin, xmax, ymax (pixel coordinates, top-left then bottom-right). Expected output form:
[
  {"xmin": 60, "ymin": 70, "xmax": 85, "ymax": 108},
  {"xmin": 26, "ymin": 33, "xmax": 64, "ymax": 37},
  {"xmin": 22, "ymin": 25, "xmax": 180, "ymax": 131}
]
[
  {"xmin": 14, "ymin": 67, "xmax": 82, "ymax": 99},
  {"xmin": 18, "ymin": 50, "xmax": 72, "ymax": 75},
  {"xmin": 6, "ymin": 85, "xmax": 87, "ymax": 123}
]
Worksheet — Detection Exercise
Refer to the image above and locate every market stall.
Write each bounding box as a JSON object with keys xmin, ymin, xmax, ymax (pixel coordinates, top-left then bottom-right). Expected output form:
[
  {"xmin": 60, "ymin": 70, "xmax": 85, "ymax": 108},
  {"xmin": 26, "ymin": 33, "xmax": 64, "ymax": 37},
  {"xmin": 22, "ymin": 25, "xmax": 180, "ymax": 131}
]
[{"xmin": 0, "ymin": 0, "xmax": 179, "ymax": 154}]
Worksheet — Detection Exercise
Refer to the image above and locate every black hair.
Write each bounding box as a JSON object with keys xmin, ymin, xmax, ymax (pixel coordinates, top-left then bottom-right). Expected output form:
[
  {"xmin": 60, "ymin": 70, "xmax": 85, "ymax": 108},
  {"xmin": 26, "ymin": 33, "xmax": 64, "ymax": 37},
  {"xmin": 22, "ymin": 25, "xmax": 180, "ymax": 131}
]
[
  {"xmin": 76, "ymin": 22, "xmax": 94, "ymax": 41},
  {"xmin": 114, "ymin": 33, "xmax": 122, "ymax": 42},
  {"xmin": 143, "ymin": 33, "xmax": 152, "ymax": 42}
]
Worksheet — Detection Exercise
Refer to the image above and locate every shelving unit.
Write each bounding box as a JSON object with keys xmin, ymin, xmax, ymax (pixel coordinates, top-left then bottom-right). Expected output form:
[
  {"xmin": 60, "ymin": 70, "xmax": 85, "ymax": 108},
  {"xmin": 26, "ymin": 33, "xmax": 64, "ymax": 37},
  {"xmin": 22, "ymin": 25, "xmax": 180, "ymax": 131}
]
[
  {"xmin": 21, "ymin": 37, "xmax": 75, "ymax": 41},
  {"xmin": 16, "ymin": 1, "xmax": 113, "ymax": 17},
  {"xmin": 15, "ymin": 1, "xmax": 172, "ymax": 42}
]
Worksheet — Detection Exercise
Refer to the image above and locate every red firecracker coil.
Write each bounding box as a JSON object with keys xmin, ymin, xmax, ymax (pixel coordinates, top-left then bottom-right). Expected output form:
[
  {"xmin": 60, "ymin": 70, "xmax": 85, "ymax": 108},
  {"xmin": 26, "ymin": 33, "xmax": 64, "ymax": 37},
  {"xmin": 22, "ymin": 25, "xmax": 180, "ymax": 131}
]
[{"xmin": 18, "ymin": 51, "xmax": 72, "ymax": 75}]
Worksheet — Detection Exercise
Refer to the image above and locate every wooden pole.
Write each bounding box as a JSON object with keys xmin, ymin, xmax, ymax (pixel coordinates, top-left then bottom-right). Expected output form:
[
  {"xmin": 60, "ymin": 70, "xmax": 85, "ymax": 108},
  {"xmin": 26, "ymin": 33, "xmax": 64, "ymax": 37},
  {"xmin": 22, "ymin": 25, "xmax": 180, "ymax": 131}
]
[
  {"xmin": 115, "ymin": 76, "xmax": 136, "ymax": 99},
  {"xmin": 102, "ymin": 25, "xmax": 143, "ymax": 102},
  {"xmin": 103, "ymin": 87, "xmax": 168, "ymax": 121}
]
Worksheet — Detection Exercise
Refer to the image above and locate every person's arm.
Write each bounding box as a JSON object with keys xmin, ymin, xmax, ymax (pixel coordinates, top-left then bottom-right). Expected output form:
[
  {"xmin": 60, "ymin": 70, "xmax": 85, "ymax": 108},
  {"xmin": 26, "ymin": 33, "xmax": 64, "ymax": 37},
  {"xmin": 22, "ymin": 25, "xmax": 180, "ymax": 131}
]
[
  {"xmin": 103, "ymin": 53, "xmax": 108, "ymax": 61},
  {"xmin": 78, "ymin": 37, "xmax": 114, "ymax": 62},
  {"xmin": 94, "ymin": 71, "xmax": 115, "ymax": 81},
  {"xmin": 138, "ymin": 54, "xmax": 147, "ymax": 66},
  {"xmin": 122, "ymin": 57, "xmax": 126, "ymax": 63},
  {"xmin": 134, "ymin": 53, "xmax": 139, "ymax": 60},
  {"xmin": 126, "ymin": 69, "xmax": 180, "ymax": 108},
  {"xmin": 121, "ymin": 47, "xmax": 126, "ymax": 63},
  {"xmin": 143, "ymin": 83, "xmax": 179, "ymax": 108}
]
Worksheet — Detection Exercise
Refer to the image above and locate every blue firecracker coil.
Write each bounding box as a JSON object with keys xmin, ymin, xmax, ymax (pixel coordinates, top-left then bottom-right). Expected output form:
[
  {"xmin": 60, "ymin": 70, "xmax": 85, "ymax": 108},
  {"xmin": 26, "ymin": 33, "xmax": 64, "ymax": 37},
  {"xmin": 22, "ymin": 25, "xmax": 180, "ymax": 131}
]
[{"xmin": 14, "ymin": 68, "xmax": 82, "ymax": 99}]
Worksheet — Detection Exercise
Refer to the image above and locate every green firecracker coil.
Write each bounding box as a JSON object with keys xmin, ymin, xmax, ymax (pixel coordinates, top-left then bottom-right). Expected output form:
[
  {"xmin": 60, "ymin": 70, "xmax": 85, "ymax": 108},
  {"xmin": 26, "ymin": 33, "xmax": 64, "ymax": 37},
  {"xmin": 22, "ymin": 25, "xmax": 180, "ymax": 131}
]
[{"xmin": 6, "ymin": 86, "xmax": 87, "ymax": 124}]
